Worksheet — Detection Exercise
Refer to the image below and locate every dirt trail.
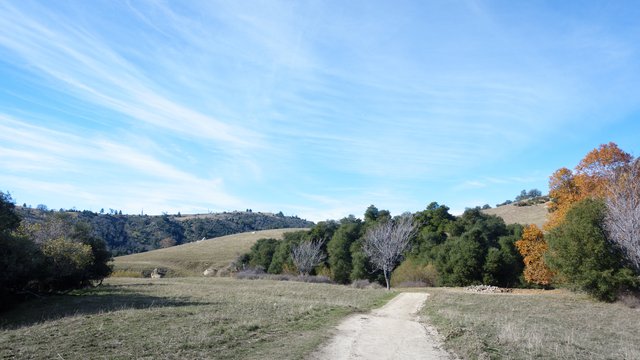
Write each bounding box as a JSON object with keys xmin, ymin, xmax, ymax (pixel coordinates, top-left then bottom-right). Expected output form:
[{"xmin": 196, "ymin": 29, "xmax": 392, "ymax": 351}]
[{"xmin": 310, "ymin": 292, "xmax": 451, "ymax": 360}]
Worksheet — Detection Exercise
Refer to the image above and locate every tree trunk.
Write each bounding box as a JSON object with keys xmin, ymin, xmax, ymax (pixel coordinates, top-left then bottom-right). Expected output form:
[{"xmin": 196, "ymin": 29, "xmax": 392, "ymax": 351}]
[{"xmin": 384, "ymin": 270, "xmax": 390, "ymax": 290}]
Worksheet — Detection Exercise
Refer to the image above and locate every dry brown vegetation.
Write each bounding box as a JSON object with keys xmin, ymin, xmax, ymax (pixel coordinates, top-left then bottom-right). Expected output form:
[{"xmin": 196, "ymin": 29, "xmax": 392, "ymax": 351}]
[
  {"xmin": 0, "ymin": 277, "xmax": 394, "ymax": 359},
  {"xmin": 112, "ymin": 228, "xmax": 307, "ymax": 277},
  {"xmin": 482, "ymin": 202, "xmax": 549, "ymax": 228},
  {"xmin": 421, "ymin": 287, "xmax": 640, "ymax": 359}
]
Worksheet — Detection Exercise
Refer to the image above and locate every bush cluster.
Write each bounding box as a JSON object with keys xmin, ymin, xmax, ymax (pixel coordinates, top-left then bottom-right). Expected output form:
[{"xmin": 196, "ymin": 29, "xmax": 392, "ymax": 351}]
[{"xmin": 0, "ymin": 193, "xmax": 112, "ymax": 309}]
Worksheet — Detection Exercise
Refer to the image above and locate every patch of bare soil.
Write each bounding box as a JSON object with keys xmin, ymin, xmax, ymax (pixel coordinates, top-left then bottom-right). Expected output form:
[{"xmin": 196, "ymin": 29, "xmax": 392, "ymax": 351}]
[{"xmin": 310, "ymin": 292, "xmax": 451, "ymax": 360}]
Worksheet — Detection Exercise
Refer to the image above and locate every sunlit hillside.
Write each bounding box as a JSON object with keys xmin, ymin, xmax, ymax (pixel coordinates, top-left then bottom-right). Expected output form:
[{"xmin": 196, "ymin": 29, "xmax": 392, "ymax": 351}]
[
  {"xmin": 482, "ymin": 202, "xmax": 549, "ymax": 228},
  {"xmin": 112, "ymin": 228, "xmax": 308, "ymax": 277}
]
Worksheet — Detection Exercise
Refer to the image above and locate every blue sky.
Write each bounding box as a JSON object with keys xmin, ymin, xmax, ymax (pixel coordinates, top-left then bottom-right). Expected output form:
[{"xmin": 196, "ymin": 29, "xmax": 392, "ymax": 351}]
[{"xmin": 1, "ymin": 1, "xmax": 639, "ymax": 221}]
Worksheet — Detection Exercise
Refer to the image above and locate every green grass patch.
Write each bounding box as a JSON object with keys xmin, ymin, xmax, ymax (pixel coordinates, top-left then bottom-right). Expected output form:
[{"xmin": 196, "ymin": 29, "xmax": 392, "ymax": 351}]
[
  {"xmin": 422, "ymin": 288, "xmax": 640, "ymax": 359},
  {"xmin": 1, "ymin": 277, "xmax": 394, "ymax": 359}
]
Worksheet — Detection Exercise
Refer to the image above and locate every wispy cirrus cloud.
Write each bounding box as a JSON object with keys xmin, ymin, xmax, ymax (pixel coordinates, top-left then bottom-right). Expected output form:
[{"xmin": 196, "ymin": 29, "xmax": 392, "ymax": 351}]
[
  {"xmin": 1, "ymin": 1, "xmax": 639, "ymax": 221},
  {"xmin": 0, "ymin": 1, "xmax": 260, "ymax": 150},
  {"xmin": 0, "ymin": 114, "xmax": 242, "ymax": 213}
]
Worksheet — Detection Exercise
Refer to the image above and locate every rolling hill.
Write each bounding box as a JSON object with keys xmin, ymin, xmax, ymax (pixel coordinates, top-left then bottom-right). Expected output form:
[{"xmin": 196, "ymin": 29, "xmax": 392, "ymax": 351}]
[
  {"xmin": 482, "ymin": 202, "xmax": 549, "ymax": 228},
  {"xmin": 16, "ymin": 207, "xmax": 313, "ymax": 255},
  {"xmin": 112, "ymin": 228, "xmax": 308, "ymax": 277}
]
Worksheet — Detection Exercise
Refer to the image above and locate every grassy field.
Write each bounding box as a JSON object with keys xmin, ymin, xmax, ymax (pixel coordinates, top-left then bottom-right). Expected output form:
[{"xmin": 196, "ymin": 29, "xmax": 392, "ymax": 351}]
[
  {"xmin": 0, "ymin": 277, "xmax": 394, "ymax": 359},
  {"xmin": 421, "ymin": 288, "xmax": 640, "ymax": 359},
  {"xmin": 113, "ymin": 228, "xmax": 307, "ymax": 277},
  {"xmin": 482, "ymin": 202, "xmax": 549, "ymax": 228}
]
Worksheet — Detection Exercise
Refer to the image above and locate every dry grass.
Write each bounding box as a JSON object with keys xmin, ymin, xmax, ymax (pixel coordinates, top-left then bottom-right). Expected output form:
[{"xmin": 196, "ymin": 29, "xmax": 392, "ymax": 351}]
[
  {"xmin": 0, "ymin": 277, "xmax": 394, "ymax": 359},
  {"xmin": 482, "ymin": 203, "xmax": 549, "ymax": 228},
  {"xmin": 421, "ymin": 287, "xmax": 640, "ymax": 359},
  {"xmin": 113, "ymin": 228, "xmax": 307, "ymax": 277}
]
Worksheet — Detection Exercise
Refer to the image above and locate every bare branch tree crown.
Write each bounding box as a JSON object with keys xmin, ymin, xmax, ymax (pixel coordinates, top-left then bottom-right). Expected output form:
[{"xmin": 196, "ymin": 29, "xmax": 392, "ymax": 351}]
[
  {"xmin": 604, "ymin": 159, "xmax": 640, "ymax": 271},
  {"xmin": 363, "ymin": 214, "xmax": 416, "ymax": 289},
  {"xmin": 291, "ymin": 240, "xmax": 325, "ymax": 275}
]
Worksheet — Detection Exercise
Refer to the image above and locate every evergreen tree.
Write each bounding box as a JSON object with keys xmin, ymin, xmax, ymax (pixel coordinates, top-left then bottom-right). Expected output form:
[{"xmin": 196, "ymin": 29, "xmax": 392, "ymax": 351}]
[{"xmin": 328, "ymin": 219, "xmax": 362, "ymax": 283}]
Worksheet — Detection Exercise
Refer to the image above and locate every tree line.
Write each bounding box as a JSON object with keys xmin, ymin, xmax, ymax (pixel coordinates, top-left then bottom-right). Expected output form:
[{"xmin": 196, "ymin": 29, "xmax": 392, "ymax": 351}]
[
  {"xmin": 242, "ymin": 142, "xmax": 639, "ymax": 301},
  {"xmin": 241, "ymin": 202, "xmax": 525, "ymax": 290}
]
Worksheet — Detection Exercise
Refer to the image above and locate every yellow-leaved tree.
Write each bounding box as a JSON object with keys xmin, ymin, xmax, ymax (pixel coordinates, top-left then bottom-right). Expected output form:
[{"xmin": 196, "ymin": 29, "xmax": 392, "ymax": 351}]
[{"xmin": 515, "ymin": 224, "xmax": 553, "ymax": 286}]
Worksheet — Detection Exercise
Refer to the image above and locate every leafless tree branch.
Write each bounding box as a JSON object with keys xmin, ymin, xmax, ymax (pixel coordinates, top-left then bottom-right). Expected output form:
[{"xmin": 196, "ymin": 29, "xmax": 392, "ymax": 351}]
[
  {"xmin": 363, "ymin": 214, "xmax": 416, "ymax": 290},
  {"xmin": 291, "ymin": 240, "xmax": 325, "ymax": 276},
  {"xmin": 604, "ymin": 158, "xmax": 640, "ymax": 272}
]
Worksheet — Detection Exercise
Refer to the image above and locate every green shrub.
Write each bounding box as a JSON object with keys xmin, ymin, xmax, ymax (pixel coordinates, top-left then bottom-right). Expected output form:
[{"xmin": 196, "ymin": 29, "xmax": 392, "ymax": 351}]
[
  {"xmin": 391, "ymin": 258, "xmax": 438, "ymax": 287},
  {"xmin": 72, "ymin": 222, "xmax": 112, "ymax": 282},
  {"xmin": 435, "ymin": 235, "xmax": 484, "ymax": 286},
  {"xmin": 40, "ymin": 238, "xmax": 94, "ymax": 291},
  {"xmin": 431, "ymin": 209, "xmax": 524, "ymax": 288},
  {"xmin": 546, "ymin": 198, "xmax": 638, "ymax": 301},
  {"xmin": 246, "ymin": 238, "xmax": 279, "ymax": 270}
]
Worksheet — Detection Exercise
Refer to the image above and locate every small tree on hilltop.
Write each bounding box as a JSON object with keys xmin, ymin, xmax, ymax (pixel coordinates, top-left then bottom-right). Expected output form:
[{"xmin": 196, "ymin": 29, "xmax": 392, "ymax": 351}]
[
  {"xmin": 605, "ymin": 158, "xmax": 640, "ymax": 272},
  {"xmin": 363, "ymin": 214, "xmax": 416, "ymax": 290},
  {"xmin": 291, "ymin": 240, "xmax": 325, "ymax": 276}
]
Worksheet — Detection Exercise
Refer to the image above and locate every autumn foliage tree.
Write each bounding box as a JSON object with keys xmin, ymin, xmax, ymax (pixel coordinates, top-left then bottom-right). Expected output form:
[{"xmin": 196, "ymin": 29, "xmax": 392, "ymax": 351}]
[
  {"xmin": 515, "ymin": 143, "xmax": 632, "ymax": 287},
  {"xmin": 546, "ymin": 142, "xmax": 632, "ymax": 230},
  {"xmin": 515, "ymin": 225, "xmax": 553, "ymax": 286}
]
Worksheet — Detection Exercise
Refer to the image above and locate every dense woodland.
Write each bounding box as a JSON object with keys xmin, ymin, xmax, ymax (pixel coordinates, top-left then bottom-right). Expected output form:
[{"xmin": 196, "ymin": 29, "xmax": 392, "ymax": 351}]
[
  {"xmin": 15, "ymin": 208, "xmax": 313, "ymax": 256},
  {"xmin": 242, "ymin": 203, "xmax": 525, "ymax": 288},
  {"xmin": 242, "ymin": 143, "xmax": 640, "ymax": 301}
]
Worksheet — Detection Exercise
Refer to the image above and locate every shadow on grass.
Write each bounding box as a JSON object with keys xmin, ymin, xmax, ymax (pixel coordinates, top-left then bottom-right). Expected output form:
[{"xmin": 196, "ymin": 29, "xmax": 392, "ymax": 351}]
[{"xmin": 0, "ymin": 285, "xmax": 212, "ymax": 329}]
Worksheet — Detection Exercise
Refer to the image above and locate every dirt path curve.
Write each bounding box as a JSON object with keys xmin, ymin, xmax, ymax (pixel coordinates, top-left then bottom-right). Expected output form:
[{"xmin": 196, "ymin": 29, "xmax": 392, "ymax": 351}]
[{"xmin": 310, "ymin": 292, "xmax": 451, "ymax": 360}]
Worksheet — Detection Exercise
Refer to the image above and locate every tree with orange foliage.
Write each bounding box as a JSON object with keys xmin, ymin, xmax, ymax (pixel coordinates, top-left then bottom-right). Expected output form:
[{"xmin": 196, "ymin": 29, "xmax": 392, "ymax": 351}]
[
  {"xmin": 546, "ymin": 142, "xmax": 632, "ymax": 230},
  {"xmin": 515, "ymin": 224, "xmax": 553, "ymax": 286},
  {"xmin": 516, "ymin": 143, "xmax": 634, "ymax": 287}
]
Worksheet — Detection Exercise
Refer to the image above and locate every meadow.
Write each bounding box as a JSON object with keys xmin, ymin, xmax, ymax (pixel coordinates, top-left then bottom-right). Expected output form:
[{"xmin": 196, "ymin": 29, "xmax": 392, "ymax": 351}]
[
  {"xmin": 421, "ymin": 288, "xmax": 640, "ymax": 359},
  {"xmin": 0, "ymin": 277, "xmax": 393, "ymax": 359}
]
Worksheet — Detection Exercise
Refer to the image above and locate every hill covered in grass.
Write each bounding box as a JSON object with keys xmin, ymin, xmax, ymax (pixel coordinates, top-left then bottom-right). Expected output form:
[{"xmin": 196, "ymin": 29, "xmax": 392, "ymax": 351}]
[
  {"xmin": 482, "ymin": 202, "xmax": 549, "ymax": 228},
  {"xmin": 112, "ymin": 228, "xmax": 308, "ymax": 277},
  {"xmin": 16, "ymin": 207, "xmax": 313, "ymax": 256}
]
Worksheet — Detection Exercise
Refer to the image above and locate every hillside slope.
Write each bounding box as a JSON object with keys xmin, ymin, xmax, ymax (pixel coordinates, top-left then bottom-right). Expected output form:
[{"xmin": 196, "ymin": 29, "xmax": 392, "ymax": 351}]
[
  {"xmin": 482, "ymin": 202, "xmax": 549, "ymax": 228},
  {"xmin": 16, "ymin": 207, "xmax": 313, "ymax": 255},
  {"xmin": 112, "ymin": 228, "xmax": 308, "ymax": 277}
]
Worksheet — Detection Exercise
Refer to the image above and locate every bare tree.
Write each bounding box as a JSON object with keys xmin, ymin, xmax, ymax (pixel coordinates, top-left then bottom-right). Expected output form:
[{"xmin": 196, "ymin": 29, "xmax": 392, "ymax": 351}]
[
  {"xmin": 605, "ymin": 159, "xmax": 640, "ymax": 272},
  {"xmin": 291, "ymin": 240, "xmax": 325, "ymax": 276},
  {"xmin": 363, "ymin": 214, "xmax": 416, "ymax": 290}
]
